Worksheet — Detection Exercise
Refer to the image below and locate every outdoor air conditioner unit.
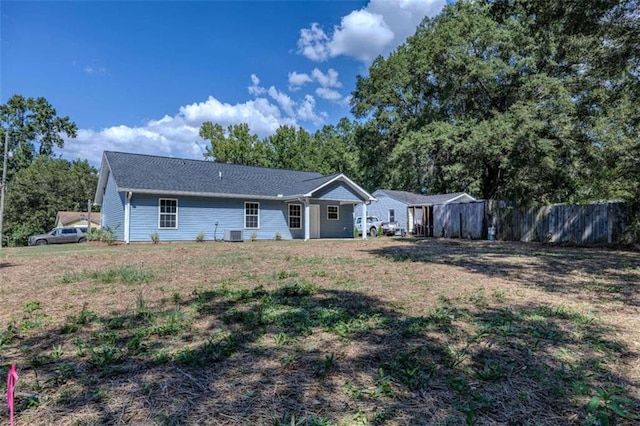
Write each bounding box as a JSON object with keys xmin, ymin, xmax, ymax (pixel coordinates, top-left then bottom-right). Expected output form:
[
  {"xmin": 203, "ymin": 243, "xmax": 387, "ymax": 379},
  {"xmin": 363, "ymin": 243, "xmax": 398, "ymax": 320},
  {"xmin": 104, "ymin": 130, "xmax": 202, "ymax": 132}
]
[{"xmin": 223, "ymin": 229, "xmax": 243, "ymax": 242}]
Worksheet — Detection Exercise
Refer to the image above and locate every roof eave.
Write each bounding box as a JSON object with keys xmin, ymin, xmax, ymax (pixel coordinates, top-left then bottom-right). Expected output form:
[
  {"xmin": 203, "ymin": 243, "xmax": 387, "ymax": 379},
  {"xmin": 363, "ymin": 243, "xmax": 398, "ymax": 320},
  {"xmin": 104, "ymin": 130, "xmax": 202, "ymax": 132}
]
[{"xmin": 118, "ymin": 188, "xmax": 297, "ymax": 201}]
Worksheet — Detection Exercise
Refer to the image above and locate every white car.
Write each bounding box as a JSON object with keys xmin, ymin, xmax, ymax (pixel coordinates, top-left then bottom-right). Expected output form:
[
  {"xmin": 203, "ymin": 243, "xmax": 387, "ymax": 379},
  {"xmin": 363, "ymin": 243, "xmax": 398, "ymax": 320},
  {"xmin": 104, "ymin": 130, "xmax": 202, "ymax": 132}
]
[{"xmin": 354, "ymin": 216, "xmax": 399, "ymax": 237}]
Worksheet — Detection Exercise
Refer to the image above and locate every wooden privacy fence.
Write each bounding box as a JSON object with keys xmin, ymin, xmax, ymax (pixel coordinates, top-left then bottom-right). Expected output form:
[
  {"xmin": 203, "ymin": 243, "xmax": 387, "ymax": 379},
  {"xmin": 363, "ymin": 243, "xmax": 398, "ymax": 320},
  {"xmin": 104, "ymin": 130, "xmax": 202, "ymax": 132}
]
[{"xmin": 430, "ymin": 200, "xmax": 626, "ymax": 243}]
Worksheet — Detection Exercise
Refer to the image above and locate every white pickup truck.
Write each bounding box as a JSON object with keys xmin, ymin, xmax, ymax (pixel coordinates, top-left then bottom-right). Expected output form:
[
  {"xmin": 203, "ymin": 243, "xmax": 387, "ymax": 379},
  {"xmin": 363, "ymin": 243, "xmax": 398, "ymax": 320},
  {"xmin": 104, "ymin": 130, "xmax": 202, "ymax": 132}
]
[{"xmin": 354, "ymin": 216, "xmax": 400, "ymax": 237}]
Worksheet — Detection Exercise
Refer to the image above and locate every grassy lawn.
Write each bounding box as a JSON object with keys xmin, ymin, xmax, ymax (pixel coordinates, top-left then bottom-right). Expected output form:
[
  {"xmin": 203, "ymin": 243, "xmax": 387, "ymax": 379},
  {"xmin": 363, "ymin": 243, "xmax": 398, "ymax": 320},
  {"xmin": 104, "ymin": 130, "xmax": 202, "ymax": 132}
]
[{"xmin": 1, "ymin": 239, "xmax": 639, "ymax": 425}]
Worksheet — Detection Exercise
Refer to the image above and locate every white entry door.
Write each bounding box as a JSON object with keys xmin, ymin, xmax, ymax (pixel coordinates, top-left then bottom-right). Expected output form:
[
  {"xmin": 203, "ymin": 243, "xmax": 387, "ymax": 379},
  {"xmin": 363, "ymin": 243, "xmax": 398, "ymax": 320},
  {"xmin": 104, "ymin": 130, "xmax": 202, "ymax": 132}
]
[{"xmin": 310, "ymin": 204, "xmax": 320, "ymax": 238}]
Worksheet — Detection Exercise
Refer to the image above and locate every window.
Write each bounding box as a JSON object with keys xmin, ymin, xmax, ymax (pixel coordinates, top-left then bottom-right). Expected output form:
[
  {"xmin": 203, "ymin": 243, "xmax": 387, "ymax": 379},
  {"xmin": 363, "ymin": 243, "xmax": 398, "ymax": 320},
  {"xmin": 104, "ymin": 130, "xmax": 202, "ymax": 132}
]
[
  {"xmin": 159, "ymin": 199, "xmax": 178, "ymax": 229},
  {"xmin": 327, "ymin": 205, "xmax": 339, "ymax": 220},
  {"xmin": 245, "ymin": 202, "xmax": 259, "ymax": 229},
  {"xmin": 389, "ymin": 209, "xmax": 395, "ymax": 223},
  {"xmin": 62, "ymin": 228, "xmax": 76, "ymax": 234},
  {"xmin": 289, "ymin": 204, "xmax": 302, "ymax": 229}
]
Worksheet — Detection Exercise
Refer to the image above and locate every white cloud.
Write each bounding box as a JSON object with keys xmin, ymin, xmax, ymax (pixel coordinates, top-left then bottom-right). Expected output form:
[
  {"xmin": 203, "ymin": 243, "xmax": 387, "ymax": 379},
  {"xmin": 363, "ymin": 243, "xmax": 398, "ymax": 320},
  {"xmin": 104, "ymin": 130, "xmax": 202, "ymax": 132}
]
[
  {"xmin": 297, "ymin": 23, "xmax": 330, "ymax": 62},
  {"xmin": 296, "ymin": 95, "xmax": 324, "ymax": 125},
  {"xmin": 267, "ymin": 86, "xmax": 296, "ymax": 117},
  {"xmin": 315, "ymin": 87, "xmax": 343, "ymax": 102},
  {"xmin": 247, "ymin": 73, "xmax": 266, "ymax": 95},
  {"xmin": 288, "ymin": 71, "xmax": 313, "ymax": 90},
  {"xmin": 83, "ymin": 64, "xmax": 107, "ymax": 75},
  {"xmin": 297, "ymin": 0, "xmax": 446, "ymax": 63},
  {"xmin": 311, "ymin": 68, "xmax": 341, "ymax": 88},
  {"xmin": 60, "ymin": 90, "xmax": 326, "ymax": 166}
]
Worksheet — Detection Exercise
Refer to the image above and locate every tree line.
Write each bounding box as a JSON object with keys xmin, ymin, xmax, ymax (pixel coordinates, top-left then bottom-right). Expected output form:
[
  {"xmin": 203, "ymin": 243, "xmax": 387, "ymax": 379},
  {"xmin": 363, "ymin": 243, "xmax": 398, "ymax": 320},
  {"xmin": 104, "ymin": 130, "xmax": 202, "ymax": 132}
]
[{"xmin": 2, "ymin": 0, "xmax": 638, "ymax": 245}]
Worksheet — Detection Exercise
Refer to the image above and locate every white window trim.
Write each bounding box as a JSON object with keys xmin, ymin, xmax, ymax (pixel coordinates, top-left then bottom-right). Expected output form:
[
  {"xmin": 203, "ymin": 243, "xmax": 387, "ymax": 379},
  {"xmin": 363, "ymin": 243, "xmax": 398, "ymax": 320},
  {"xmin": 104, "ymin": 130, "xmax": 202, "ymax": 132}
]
[
  {"xmin": 244, "ymin": 201, "xmax": 260, "ymax": 229},
  {"xmin": 389, "ymin": 209, "xmax": 395, "ymax": 223},
  {"xmin": 289, "ymin": 203, "xmax": 302, "ymax": 229},
  {"xmin": 158, "ymin": 198, "xmax": 178, "ymax": 229},
  {"xmin": 327, "ymin": 205, "xmax": 339, "ymax": 220}
]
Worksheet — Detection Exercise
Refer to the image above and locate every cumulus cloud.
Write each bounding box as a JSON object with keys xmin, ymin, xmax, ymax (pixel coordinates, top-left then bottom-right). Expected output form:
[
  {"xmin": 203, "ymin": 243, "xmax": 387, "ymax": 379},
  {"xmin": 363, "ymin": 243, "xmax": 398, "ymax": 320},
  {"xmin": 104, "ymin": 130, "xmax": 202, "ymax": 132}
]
[
  {"xmin": 267, "ymin": 86, "xmax": 296, "ymax": 117},
  {"xmin": 60, "ymin": 91, "xmax": 324, "ymax": 167},
  {"xmin": 297, "ymin": 23, "xmax": 331, "ymax": 62},
  {"xmin": 288, "ymin": 71, "xmax": 313, "ymax": 90},
  {"xmin": 311, "ymin": 68, "xmax": 341, "ymax": 88},
  {"xmin": 297, "ymin": 0, "xmax": 446, "ymax": 63},
  {"xmin": 247, "ymin": 73, "xmax": 266, "ymax": 95},
  {"xmin": 296, "ymin": 95, "xmax": 324, "ymax": 125},
  {"xmin": 315, "ymin": 87, "xmax": 343, "ymax": 102}
]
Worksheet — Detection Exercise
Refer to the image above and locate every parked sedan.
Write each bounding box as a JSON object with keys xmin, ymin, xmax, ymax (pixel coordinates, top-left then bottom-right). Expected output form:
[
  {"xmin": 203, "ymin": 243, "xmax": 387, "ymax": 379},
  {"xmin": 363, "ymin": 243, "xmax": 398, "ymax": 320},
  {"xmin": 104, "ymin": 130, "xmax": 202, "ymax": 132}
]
[{"xmin": 28, "ymin": 227, "xmax": 88, "ymax": 246}]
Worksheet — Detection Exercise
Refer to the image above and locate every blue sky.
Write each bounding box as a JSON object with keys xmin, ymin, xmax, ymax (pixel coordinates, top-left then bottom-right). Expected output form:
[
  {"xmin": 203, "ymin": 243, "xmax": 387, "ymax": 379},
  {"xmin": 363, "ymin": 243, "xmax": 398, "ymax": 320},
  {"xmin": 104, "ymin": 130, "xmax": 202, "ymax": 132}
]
[{"xmin": 1, "ymin": 0, "xmax": 446, "ymax": 166}]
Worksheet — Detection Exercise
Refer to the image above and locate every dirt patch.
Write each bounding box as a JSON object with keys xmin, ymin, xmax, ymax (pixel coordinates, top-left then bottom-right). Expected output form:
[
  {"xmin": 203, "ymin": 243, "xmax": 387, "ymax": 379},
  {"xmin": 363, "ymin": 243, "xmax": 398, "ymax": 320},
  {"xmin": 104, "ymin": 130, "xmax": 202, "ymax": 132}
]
[{"xmin": 1, "ymin": 238, "xmax": 639, "ymax": 424}]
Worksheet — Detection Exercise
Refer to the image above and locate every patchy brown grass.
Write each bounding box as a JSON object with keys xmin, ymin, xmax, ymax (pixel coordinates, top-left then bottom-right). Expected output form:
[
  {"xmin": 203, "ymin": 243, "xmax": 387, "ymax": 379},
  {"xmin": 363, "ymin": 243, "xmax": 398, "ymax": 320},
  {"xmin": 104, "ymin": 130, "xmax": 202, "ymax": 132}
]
[{"xmin": 1, "ymin": 238, "xmax": 639, "ymax": 425}]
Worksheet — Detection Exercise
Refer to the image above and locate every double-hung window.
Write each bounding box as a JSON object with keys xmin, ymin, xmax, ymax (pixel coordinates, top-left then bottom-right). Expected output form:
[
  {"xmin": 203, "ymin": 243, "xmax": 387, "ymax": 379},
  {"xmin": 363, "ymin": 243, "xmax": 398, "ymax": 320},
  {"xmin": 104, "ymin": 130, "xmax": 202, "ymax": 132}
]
[
  {"xmin": 245, "ymin": 202, "xmax": 260, "ymax": 229},
  {"xmin": 389, "ymin": 209, "xmax": 395, "ymax": 222},
  {"xmin": 159, "ymin": 199, "xmax": 178, "ymax": 229},
  {"xmin": 327, "ymin": 205, "xmax": 339, "ymax": 220},
  {"xmin": 289, "ymin": 204, "xmax": 302, "ymax": 229}
]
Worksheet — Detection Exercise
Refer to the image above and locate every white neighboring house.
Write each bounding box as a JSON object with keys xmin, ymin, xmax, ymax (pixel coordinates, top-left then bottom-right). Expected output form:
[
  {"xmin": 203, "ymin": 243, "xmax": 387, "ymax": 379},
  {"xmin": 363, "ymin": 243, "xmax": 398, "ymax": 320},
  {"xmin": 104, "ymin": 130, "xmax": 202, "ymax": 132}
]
[{"xmin": 358, "ymin": 190, "xmax": 476, "ymax": 235}]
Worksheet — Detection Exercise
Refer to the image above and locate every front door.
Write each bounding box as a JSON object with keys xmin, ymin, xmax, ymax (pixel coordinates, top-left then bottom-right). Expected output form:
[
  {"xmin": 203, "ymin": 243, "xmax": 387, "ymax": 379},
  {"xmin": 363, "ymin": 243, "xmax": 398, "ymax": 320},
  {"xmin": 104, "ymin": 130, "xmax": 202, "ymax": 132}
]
[{"xmin": 310, "ymin": 204, "xmax": 320, "ymax": 238}]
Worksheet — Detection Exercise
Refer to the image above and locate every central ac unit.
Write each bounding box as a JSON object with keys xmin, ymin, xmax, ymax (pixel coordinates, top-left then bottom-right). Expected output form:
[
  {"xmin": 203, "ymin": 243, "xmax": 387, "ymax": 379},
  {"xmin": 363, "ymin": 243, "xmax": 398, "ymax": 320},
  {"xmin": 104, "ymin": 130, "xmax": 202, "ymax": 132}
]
[{"xmin": 223, "ymin": 229, "xmax": 243, "ymax": 242}]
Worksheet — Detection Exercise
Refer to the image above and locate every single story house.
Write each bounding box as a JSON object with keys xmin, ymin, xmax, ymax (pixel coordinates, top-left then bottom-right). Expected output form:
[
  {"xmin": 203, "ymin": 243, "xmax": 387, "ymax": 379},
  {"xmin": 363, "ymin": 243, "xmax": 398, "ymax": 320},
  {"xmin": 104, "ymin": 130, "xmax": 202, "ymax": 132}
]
[
  {"xmin": 362, "ymin": 189, "xmax": 476, "ymax": 236},
  {"xmin": 55, "ymin": 211, "xmax": 101, "ymax": 229},
  {"xmin": 94, "ymin": 151, "xmax": 376, "ymax": 242}
]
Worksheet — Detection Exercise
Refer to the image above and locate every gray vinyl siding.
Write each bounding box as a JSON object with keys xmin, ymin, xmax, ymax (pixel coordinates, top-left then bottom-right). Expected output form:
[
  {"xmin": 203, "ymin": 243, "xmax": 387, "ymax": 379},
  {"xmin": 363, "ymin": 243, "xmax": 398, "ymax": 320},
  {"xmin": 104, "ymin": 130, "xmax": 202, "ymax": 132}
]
[
  {"xmin": 128, "ymin": 195, "xmax": 300, "ymax": 241},
  {"xmin": 101, "ymin": 173, "xmax": 125, "ymax": 240},
  {"xmin": 316, "ymin": 201, "xmax": 355, "ymax": 238},
  {"xmin": 313, "ymin": 181, "xmax": 362, "ymax": 202},
  {"xmin": 362, "ymin": 194, "xmax": 409, "ymax": 231}
]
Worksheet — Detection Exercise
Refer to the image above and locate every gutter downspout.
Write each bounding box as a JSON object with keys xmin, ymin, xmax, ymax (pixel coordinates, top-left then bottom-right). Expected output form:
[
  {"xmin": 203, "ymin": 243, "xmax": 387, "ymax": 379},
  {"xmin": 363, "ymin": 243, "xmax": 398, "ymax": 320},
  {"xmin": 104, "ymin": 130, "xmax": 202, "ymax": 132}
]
[{"xmin": 124, "ymin": 192, "xmax": 132, "ymax": 244}]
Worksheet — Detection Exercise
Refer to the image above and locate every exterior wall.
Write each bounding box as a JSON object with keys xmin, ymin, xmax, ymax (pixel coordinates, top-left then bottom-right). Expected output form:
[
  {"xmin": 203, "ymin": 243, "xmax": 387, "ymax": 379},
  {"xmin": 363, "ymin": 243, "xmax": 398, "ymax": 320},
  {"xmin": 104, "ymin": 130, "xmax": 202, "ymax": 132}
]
[
  {"xmin": 314, "ymin": 201, "xmax": 355, "ymax": 238},
  {"xmin": 313, "ymin": 181, "xmax": 362, "ymax": 202},
  {"xmin": 101, "ymin": 173, "xmax": 125, "ymax": 240},
  {"xmin": 122, "ymin": 194, "xmax": 357, "ymax": 242},
  {"xmin": 128, "ymin": 195, "xmax": 306, "ymax": 241},
  {"xmin": 365, "ymin": 193, "xmax": 409, "ymax": 231}
]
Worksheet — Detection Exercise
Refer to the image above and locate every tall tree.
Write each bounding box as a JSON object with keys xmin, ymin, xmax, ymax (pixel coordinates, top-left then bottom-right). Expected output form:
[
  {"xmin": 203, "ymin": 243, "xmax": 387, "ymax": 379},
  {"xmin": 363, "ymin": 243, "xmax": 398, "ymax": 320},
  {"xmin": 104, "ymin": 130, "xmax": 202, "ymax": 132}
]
[
  {"xmin": 351, "ymin": 0, "xmax": 639, "ymax": 204},
  {"xmin": 200, "ymin": 122, "xmax": 271, "ymax": 167},
  {"xmin": 4, "ymin": 157, "xmax": 98, "ymax": 246},
  {"xmin": 1, "ymin": 95, "xmax": 78, "ymax": 173}
]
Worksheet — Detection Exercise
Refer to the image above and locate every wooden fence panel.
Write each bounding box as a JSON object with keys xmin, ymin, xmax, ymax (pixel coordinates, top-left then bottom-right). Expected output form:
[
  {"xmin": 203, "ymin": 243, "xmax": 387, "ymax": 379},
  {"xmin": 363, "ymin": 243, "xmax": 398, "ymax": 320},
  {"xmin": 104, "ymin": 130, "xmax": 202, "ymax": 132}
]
[{"xmin": 432, "ymin": 200, "xmax": 626, "ymax": 243}]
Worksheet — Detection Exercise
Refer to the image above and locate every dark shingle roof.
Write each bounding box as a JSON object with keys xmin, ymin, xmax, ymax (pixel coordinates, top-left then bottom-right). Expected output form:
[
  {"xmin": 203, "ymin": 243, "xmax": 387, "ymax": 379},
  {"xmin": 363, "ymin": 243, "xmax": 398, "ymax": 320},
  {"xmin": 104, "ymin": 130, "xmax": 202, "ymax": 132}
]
[
  {"xmin": 374, "ymin": 189, "xmax": 474, "ymax": 205},
  {"xmin": 103, "ymin": 151, "xmax": 336, "ymax": 198}
]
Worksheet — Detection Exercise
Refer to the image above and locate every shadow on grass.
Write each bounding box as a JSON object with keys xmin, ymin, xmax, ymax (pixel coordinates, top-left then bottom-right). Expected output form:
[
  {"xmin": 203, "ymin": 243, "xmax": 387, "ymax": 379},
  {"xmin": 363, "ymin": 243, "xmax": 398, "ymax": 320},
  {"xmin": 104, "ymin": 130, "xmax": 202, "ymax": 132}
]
[
  {"xmin": 2, "ymin": 281, "xmax": 639, "ymax": 425},
  {"xmin": 368, "ymin": 238, "xmax": 640, "ymax": 307}
]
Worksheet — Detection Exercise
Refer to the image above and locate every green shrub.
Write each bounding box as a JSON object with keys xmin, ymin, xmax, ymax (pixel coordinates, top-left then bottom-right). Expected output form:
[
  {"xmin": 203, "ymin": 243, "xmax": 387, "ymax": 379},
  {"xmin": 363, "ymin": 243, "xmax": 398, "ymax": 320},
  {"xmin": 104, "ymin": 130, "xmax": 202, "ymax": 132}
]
[
  {"xmin": 195, "ymin": 231, "xmax": 205, "ymax": 242},
  {"xmin": 250, "ymin": 231, "xmax": 258, "ymax": 241},
  {"xmin": 150, "ymin": 232, "xmax": 160, "ymax": 244},
  {"xmin": 275, "ymin": 232, "xmax": 282, "ymax": 241}
]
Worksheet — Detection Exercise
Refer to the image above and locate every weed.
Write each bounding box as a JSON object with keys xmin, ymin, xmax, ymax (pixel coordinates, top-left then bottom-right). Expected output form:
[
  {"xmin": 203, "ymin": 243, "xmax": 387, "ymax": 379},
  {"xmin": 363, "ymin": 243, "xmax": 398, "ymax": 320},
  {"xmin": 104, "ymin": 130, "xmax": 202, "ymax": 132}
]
[
  {"xmin": 274, "ymin": 332, "xmax": 291, "ymax": 346},
  {"xmin": 274, "ymin": 270, "xmax": 298, "ymax": 280},
  {"xmin": 250, "ymin": 231, "xmax": 258, "ymax": 241},
  {"xmin": 586, "ymin": 388, "xmax": 639, "ymax": 424},
  {"xmin": 476, "ymin": 359, "xmax": 505, "ymax": 381},
  {"xmin": 150, "ymin": 231, "xmax": 160, "ymax": 244},
  {"xmin": 135, "ymin": 293, "xmax": 153, "ymax": 321},
  {"xmin": 344, "ymin": 382, "xmax": 364, "ymax": 400},
  {"xmin": 50, "ymin": 345, "xmax": 64, "ymax": 360},
  {"xmin": 275, "ymin": 232, "xmax": 282, "ymax": 240},
  {"xmin": 324, "ymin": 353, "xmax": 335, "ymax": 369},
  {"xmin": 443, "ymin": 344, "xmax": 468, "ymax": 369},
  {"xmin": 195, "ymin": 231, "xmax": 205, "ymax": 242},
  {"xmin": 372, "ymin": 367, "xmax": 393, "ymax": 397},
  {"xmin": 89, "ymin": 345, "xmax": 123, "ymax": 367}
]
